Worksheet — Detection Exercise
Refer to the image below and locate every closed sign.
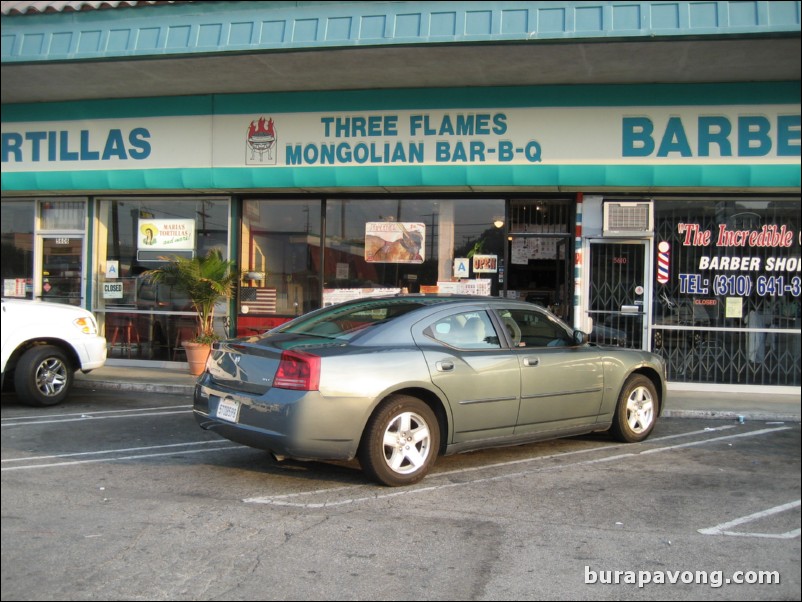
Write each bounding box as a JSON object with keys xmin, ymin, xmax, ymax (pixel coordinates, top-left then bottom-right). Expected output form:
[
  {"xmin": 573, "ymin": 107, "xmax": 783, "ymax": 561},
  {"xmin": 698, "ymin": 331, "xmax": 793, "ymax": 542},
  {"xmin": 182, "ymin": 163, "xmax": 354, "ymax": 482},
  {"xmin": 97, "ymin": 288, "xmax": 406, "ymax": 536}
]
[{"xmin": 103, "ymin": 281, "xmax": 124, "ymax": 299}]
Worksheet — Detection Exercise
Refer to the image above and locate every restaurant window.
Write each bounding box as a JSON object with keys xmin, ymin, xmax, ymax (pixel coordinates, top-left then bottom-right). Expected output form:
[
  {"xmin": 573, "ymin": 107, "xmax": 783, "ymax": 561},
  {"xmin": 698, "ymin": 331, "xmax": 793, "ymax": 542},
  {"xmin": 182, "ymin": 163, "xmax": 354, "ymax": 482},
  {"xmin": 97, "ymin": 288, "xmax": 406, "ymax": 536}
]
[
  {"xmin": 324, "ymin": 198, "xmax": 505, "ymax": 304},
  {"xmin": 506, "ymin": 198, "xmax": 574, "ymax": 320},
  {"xmin": 652, "ymin": 197, "xmax": 801, "ymax": 386},
  {"xmin": 240, "ymin": 199, "xmax": 322, "ymax": 329},
  {"xmin": 237, "ymin": 197, "xmax": 506, "ymax": 332},
  {"xmin": 95, "ymin": 197, "xmax": 230, "ymax": 361},
  {"xmin": 1, "ymin": 200, "xmax": 34, "ymax": 299}
]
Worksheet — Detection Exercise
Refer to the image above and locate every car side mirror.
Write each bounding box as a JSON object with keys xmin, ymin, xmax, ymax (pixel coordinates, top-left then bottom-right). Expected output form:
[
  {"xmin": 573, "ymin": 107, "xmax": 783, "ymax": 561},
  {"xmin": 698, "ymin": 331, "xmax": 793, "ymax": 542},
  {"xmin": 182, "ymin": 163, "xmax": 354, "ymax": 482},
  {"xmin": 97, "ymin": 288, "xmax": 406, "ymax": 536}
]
[{"xmin": 573, "ymin": 330, "xmax": 589, "ymax": 345}]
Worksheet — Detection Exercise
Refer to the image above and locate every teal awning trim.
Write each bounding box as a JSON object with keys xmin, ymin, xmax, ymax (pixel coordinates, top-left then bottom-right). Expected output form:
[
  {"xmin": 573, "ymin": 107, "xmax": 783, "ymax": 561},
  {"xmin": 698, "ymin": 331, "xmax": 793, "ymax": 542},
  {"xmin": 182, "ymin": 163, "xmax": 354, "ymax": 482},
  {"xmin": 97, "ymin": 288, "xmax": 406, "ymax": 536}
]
[{"xmin": 2, "ymin": 164, "xmax": 799, "ymax": 192}]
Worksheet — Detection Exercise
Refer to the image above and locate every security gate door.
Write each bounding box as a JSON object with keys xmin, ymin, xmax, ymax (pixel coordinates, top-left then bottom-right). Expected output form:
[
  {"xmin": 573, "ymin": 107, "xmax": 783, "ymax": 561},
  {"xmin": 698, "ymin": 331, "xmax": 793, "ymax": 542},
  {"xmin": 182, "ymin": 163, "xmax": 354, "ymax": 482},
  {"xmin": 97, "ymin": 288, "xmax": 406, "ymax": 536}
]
[{"xmin": 588, "ymin": 241, "xmax": 650, "ymax": 350}]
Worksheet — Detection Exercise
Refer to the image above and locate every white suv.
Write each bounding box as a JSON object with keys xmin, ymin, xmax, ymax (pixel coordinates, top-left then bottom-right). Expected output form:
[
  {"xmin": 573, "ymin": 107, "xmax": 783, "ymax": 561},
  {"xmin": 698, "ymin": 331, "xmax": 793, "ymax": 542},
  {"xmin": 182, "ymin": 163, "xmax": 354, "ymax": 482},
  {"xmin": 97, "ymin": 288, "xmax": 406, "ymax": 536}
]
[{"xmin": 1, "ymin": 298, "xmax": 107, "ymax": 406}]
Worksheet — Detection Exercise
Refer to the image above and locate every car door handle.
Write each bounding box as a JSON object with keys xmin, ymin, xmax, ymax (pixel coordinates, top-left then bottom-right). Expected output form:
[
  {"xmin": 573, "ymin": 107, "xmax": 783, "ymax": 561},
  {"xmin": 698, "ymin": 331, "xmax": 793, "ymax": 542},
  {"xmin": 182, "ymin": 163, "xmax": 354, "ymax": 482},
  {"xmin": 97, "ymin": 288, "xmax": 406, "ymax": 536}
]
[
  {"xmin": 523, "ymin": 357, "xmax": 540, "ymax": 367},
  {"xmin": 436, "ymin": 360, "xmax": 454, "ymax": 372}
]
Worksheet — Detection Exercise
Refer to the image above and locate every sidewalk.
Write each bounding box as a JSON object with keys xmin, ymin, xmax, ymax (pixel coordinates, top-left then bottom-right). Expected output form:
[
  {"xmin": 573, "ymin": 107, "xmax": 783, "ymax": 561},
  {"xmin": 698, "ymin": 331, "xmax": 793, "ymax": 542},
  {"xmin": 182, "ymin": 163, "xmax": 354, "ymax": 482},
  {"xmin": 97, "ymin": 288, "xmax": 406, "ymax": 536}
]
[{"xmin": 74, "ymin": 364, "xmax": 801, "ymax": 423}]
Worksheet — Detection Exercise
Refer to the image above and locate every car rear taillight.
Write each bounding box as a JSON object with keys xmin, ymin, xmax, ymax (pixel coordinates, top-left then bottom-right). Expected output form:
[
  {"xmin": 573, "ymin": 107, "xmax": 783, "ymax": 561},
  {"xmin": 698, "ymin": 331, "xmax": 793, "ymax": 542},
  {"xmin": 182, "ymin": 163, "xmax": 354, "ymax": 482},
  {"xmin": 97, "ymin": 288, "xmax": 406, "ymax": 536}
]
[{"xmin": 273, "ymin": 350, "xmax": 321, "ymax": 391}]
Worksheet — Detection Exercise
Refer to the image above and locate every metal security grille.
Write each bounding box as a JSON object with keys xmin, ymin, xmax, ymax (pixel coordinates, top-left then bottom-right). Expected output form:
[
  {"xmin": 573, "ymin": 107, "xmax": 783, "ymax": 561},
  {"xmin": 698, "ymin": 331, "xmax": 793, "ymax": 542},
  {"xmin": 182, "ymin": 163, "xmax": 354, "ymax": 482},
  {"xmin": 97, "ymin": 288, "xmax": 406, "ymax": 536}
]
[
  {"xmin": 509, "ymin": 199, "xmax": 571, "ymax": 234},
  {"xmin": 588, "ymin": 242, "xmax": 647, "ymax": 350}
]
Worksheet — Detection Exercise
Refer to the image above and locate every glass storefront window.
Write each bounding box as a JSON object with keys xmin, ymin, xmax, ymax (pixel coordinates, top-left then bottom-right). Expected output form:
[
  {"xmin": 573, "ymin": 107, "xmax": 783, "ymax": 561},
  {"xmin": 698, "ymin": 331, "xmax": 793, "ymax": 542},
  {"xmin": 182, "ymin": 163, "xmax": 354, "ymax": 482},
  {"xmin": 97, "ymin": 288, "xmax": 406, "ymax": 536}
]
[
  {"xmin": 238, "ymin": 197, "xmax": 505, "ymax": 331},
  {"xmin": 325, "ymin": 198, "xmax": 505, "ymax": 303},
  {"xmin": 653, "ymin": 198, "xmax": 801, "ymax": 386},
  {"xmin": 1, "ymin": 200, "xmax": 34, "ymax": 299},
  {"xmin": 325, "ymin": 198, "xmax": 440, "ymax": 295},
  {"xmin": 95, "ymin": 197, "xmax": 230, "ymax": 361},
  {"xmin": 506, "ymin": 199, "xmax": 574, "ymax": 319},
  {"xmin": 241, "ymin": 200, "xmax": 321, "ymax": 320},
  {"xmin": 40, "ymin": 199, "xmax": 85, "ymax": 230}
]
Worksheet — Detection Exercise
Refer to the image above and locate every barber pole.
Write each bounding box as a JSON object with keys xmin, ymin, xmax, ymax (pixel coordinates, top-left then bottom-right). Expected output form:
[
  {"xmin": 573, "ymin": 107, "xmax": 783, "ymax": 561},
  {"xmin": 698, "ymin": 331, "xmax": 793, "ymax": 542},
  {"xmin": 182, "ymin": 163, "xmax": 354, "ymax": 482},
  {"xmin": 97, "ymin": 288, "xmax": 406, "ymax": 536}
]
[{"xmin": 657, "ymin": 241, "xmax": 670, "ymax": 284}]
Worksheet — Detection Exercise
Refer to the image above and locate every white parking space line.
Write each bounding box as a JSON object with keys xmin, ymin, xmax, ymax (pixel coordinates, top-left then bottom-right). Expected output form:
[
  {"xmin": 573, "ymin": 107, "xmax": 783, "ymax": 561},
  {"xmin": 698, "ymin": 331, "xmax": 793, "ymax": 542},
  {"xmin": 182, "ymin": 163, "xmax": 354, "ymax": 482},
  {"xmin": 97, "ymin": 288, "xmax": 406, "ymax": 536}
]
[
  {"xmin": 1, "ymin": 405, "xmax": 192, "ymax": 427},
  {"xmin": 639, "ymin": 426, "xmax": 794, "ymax": 453},
  {"xmin": 430, "ymin": 425, "xmax": 737, "ymax": 479},
  {"xmin": 1, "ymin": 441, "xmax": 243, "ymax": 471},
  {"xmin": 244, "ymin": 425, "xmax": 790, "ymax": 508},
  {"xmin": 698, "ymin": 500, "xmax": 801, "ymax": 539}
]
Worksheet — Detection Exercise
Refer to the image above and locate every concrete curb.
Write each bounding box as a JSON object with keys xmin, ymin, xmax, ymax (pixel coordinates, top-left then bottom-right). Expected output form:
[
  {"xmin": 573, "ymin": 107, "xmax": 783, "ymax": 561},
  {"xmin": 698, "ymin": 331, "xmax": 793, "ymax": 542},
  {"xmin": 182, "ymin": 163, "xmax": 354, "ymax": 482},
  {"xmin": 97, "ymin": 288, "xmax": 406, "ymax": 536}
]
[
  {"xmin": 663, "ymin": 409, "xmax": 800, "ymax": 423},
  {"xmin": 74, "ymin": 379, "xmax": 194, "ymax": 396}
]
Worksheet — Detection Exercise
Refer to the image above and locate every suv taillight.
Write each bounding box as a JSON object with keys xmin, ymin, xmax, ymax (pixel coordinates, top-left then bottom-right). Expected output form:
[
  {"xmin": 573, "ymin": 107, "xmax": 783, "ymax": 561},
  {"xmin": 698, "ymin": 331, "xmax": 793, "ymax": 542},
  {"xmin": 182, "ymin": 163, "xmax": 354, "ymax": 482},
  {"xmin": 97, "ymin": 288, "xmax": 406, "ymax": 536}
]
[{"xmin": 273, "ymin": 350, "xmax": 320, "ymax": 391}]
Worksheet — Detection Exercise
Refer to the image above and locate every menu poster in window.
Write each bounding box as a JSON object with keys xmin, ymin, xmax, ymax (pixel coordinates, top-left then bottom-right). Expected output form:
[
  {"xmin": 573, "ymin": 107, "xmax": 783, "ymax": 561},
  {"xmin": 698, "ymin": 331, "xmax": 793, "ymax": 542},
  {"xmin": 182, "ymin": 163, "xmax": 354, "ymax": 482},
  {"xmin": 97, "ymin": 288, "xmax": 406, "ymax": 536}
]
[
  {"xmin": 511, "ymin": 238, "xmax": 530, "ymax": 264},
  {"xmin": 365, "ymin": 222, "xmax": 425, "ymax": 264},
  {"xmin": 323, "ymin": 287, "xmax": 401, "ymax": 306},
  {"xmin": 3, "ymin": 278, "xmax": 27, "ymax": 297},
  {"xmin": 437, "ymin": 279, "xmax": 492, "ymax": 296},
  {"xmin": 511, "ymin": 226, "xmax": 560, "ymax": 262},
  {"xmin": 458, "ymin": 279, "xmax": 493, "ymax": 296},
  {"xmin": 137, "ymin": 219, "xmax": 195, "ymax": 251}
]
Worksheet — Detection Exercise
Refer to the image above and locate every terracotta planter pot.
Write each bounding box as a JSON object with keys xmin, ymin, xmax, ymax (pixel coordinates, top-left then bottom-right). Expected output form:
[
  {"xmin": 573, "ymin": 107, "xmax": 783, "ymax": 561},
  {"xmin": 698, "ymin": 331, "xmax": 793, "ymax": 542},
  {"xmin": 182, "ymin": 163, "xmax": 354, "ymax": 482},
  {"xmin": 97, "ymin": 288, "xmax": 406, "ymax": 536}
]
[{"xmin": 183, "ymin": 341, "xmax": 211, "ymax": 376}]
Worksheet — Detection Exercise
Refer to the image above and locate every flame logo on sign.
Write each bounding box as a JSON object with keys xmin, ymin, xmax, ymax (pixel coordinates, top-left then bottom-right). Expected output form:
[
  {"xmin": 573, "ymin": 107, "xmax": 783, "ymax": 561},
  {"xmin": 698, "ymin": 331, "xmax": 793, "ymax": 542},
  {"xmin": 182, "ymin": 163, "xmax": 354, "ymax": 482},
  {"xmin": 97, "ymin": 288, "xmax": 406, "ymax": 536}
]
[{"xmin": 246, "ymin": 117, "xmax": 277, "ymax": 165}]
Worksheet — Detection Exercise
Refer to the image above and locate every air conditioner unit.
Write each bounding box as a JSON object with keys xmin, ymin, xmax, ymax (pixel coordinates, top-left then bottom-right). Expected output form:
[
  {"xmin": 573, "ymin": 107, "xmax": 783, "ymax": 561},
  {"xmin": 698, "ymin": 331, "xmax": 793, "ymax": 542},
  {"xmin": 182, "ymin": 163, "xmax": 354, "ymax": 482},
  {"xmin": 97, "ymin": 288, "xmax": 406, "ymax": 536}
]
[{"xmin": 603, "ymin": 201, "xmax": 653, "ymax": 236}]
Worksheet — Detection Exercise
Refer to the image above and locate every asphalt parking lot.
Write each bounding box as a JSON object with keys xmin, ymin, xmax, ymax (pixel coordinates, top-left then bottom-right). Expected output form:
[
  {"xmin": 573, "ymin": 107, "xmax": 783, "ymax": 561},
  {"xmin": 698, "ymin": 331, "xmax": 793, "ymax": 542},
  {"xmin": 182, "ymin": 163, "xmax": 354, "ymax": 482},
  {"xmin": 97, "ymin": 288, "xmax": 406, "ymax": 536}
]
[{"xmin": 2, "ymin": 389, "xmax": 800, "ymax": 601}]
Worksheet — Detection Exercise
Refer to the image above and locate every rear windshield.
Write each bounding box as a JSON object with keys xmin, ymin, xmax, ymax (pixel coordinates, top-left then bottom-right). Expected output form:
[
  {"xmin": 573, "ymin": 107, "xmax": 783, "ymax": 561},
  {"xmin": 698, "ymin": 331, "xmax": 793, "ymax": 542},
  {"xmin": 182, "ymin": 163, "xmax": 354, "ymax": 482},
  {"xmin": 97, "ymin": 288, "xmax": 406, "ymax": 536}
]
[{"xmin": 276, "ymin": 299, "xmax": 426, "ymax": 339}]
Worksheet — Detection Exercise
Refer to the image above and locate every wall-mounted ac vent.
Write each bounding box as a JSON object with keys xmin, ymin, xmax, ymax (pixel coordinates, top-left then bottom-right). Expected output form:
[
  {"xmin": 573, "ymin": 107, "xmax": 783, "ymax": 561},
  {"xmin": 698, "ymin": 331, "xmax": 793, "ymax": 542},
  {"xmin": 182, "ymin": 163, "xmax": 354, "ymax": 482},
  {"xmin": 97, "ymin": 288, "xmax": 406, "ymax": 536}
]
[{"xmin": 603, "ymin": 201, "xmax": 653, "ymax": 236}]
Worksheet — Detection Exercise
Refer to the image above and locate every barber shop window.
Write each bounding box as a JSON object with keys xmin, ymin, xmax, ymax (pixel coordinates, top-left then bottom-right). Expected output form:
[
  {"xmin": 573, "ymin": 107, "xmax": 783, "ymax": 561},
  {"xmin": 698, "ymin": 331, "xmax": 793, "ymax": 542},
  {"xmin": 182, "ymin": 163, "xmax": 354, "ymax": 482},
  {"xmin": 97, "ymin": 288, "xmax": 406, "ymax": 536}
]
[{"xmin": 652, "ymin": 197, "xmax": 800, "ymax": 386}]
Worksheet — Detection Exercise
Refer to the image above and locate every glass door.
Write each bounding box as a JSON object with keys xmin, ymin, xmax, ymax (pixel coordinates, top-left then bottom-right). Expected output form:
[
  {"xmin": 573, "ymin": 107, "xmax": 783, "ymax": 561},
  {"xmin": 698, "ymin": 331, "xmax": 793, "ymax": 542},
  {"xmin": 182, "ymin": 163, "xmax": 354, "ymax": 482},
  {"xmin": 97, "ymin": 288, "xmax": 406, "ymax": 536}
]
[
  {"xmin": 588, "ymin": 240, "xmax": 650, "ymax": 350},
  {"xmin": 39, "ymin": 235, "xmax": 85, "ymax": 306}
]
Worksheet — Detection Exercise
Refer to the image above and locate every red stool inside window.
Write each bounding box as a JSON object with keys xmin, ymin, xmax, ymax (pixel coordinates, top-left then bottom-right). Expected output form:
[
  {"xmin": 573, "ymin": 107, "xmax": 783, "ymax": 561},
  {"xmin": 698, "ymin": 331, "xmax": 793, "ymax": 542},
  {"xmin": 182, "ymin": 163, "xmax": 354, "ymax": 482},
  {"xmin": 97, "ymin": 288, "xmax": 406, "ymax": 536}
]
[
  {"xmin": 172, "ymin": 320, "xmax": 198, "ymax": 361},
  {"xmin": 106, "ymin": 314, "xmax": 141, "ymax": 358}
]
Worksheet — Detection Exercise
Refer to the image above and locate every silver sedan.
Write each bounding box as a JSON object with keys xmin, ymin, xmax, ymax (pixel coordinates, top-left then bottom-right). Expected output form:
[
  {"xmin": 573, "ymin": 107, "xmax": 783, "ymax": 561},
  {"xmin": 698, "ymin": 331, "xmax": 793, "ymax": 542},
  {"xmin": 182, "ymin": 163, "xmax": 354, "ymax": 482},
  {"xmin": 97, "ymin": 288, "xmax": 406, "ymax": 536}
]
[{"xmin": 194, "ymin": 295, "xmax": 666, "ymax": 486}]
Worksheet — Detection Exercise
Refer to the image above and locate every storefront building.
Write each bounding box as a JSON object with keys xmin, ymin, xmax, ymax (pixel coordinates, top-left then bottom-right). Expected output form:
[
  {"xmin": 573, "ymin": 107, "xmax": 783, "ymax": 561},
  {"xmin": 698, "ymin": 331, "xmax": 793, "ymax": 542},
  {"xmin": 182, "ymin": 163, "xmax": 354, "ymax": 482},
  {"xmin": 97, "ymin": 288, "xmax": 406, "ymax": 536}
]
[{"xmin": 2, "ymin": 1, "xmax": 800, "ymax": 392}]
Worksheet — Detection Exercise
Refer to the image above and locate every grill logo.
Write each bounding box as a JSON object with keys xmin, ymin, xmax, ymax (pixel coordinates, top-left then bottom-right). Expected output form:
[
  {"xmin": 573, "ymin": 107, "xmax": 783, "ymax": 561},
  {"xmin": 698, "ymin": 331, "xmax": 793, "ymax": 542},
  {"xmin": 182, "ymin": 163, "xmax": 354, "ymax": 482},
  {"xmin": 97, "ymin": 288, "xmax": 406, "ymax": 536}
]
[{"xmin": 246, "ymin": 117, "xmax": 277, "ymax": 165}]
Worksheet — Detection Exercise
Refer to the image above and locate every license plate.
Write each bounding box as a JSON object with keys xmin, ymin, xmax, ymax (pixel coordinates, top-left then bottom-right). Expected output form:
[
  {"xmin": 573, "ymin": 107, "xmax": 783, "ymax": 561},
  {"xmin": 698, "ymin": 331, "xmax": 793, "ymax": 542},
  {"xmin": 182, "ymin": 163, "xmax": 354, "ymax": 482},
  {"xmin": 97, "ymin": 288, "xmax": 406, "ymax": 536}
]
[{"xmin": 216, "ymin": 398, "xmax": 240, "ymax": 423}]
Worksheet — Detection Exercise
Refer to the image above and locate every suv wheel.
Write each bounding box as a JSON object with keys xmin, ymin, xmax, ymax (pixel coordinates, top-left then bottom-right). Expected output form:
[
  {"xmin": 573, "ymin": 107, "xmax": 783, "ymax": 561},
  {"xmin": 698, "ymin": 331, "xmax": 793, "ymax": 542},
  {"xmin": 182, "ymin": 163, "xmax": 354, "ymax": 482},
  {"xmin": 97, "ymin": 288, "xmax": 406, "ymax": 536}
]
[{"xmin": 14, "ymin": 345, "xmax": 74, "ymax": 407}]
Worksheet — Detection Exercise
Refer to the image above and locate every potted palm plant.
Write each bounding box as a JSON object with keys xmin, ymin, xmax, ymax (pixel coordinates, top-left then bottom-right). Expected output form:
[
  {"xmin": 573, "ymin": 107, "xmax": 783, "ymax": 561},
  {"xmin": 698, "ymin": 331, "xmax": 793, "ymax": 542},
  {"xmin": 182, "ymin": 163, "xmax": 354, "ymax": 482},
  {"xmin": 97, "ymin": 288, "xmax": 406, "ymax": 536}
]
[{"xmin": 143, "ymin": 250, "xmax": 240, "ymax": 375}]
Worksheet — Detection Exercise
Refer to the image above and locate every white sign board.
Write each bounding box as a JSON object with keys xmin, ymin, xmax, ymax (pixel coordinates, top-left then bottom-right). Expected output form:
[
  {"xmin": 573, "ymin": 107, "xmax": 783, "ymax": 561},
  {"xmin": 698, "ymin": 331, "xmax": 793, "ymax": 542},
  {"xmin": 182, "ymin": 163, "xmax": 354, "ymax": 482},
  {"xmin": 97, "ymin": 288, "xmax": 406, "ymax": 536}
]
[
  {"xmin": 105, "ymin": 260, "xmax": 119, "ymax": 279},
  {"xmin": 453, "ymin": 258, "xmax": 470, "ymax": 278},
  {"xmin": 137, "ymin": 219, "xmax": 195, "ymax": 251},
  {"xmin": 103, "ymin": 281, "xmax": 124, "ymax": 299}
]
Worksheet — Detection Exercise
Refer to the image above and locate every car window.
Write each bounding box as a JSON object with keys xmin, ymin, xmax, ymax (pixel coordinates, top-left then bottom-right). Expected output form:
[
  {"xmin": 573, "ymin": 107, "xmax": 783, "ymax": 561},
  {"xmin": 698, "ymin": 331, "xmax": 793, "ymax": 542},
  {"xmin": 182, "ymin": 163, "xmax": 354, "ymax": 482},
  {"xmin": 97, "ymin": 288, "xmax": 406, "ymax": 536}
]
[
  {"xmin": 426, "ymin": 310, "xmax": 501, "ymax": 349},
  {"xmin": 498, "ymin": 307, "xmax": 573, "ymax": 348}
]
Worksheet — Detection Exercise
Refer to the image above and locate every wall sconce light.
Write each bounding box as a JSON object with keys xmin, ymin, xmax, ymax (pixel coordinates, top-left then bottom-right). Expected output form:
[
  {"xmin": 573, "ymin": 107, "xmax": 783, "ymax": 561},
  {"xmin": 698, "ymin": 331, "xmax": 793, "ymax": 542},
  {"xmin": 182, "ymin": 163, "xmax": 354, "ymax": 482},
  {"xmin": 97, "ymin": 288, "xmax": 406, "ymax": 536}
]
[
  {"xmin": 493, "ymin": 217, "xmax": 505, "ymax": 229},
  {"xmin": 245, "ymin": 271, "xmax": 266, "ymax": 281}
]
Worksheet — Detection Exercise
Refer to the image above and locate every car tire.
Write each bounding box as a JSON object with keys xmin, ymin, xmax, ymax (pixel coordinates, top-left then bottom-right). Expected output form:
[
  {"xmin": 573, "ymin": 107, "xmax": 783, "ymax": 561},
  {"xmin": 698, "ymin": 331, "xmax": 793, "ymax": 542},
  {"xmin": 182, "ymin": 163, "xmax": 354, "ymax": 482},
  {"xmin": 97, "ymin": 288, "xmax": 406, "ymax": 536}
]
[
  {"xmin": 359, "ymin": 395, "xmax": 440, "ymax": 487},
  {"xmin": 610, "ymin": 374, "xmax": 658, "ymax": 443},
  {"xmin": 14, "ymin": 345, "xmax": 74, "ymax": 407}
]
